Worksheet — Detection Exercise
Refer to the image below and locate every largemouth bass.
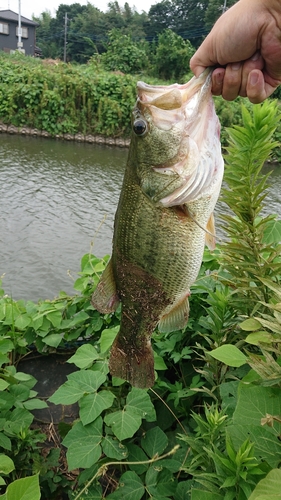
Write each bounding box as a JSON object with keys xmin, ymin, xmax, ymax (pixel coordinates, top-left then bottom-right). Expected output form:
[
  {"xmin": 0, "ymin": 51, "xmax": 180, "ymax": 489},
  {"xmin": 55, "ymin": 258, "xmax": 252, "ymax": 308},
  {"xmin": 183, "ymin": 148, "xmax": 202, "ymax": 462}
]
[{"xmin": 92, "ymin": 70, "xmax": 224, "ymax": 388}]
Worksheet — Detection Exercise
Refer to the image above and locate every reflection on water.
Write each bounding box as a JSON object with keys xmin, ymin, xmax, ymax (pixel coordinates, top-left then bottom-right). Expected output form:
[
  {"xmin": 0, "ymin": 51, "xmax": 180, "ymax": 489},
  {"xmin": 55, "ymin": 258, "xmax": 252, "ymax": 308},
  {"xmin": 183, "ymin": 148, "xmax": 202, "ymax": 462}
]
[{"xmin": 0, "ymin": 134, "xmax": 281, "ymax": 301}]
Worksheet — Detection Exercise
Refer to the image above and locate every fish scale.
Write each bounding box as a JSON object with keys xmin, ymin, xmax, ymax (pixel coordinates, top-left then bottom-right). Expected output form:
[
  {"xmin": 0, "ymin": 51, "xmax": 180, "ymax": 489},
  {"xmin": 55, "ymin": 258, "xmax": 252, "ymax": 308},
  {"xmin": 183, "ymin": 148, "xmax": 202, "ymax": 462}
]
[{"xmin": 92, "ymin": 70, "xmax": 224, "ymax": 388}]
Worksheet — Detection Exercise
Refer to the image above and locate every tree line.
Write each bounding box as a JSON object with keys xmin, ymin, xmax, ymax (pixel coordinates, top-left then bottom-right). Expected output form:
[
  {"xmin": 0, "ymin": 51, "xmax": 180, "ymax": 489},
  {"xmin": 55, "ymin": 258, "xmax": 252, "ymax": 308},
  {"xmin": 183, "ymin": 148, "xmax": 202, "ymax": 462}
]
[{"xmin": 34, "ymin": 0, "xmax": 237, "ymax": 69}]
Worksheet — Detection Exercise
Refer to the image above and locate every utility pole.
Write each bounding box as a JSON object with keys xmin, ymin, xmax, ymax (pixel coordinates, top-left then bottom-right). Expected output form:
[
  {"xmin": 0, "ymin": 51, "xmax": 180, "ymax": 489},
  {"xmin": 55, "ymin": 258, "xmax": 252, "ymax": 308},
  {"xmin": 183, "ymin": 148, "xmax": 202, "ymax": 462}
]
[
  {"xmin": 64, "ymin": 12, "xmax": 69, "ymax": 63},
  {"xmin": 17, "ymin": 0, "xmax": 23, "ymax": 52}
]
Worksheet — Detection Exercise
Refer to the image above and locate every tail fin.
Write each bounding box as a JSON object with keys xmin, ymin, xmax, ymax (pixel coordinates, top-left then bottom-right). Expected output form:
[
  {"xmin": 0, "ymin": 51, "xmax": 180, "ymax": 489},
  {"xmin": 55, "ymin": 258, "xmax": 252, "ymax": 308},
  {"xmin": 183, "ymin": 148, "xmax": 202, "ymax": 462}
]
[{"xmin": 109, "ymin": 335, "xmax": 155, "ymax": 388}]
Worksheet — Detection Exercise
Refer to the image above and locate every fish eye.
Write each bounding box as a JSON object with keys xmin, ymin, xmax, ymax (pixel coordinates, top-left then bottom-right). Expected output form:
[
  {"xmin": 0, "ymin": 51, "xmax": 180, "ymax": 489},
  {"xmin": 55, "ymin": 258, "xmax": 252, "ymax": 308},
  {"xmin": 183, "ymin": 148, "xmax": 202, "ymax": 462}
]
[{"xmin": 133, "ymin": 118, "xmax": 147, "ymax": 137}]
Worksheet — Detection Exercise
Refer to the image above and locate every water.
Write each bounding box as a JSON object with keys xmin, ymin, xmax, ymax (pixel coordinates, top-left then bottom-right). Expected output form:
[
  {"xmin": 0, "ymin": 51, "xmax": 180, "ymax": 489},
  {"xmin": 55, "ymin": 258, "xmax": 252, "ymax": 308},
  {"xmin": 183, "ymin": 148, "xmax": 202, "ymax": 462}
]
[
  {"xmin": 1, "ymin": 134, "xmax": 281, "ymax": 301},
  {"xmin": 0, "ymin": 134, "xmax": 126, "ymax": 300}
]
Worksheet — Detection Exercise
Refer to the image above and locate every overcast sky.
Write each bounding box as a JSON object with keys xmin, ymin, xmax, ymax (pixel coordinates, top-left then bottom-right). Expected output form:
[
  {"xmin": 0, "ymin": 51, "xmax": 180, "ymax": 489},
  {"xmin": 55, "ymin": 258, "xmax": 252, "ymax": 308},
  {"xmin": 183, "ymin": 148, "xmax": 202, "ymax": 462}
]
[{"xmin": 2, "ymin": 0, "xmax": 156, "ymax": 19}]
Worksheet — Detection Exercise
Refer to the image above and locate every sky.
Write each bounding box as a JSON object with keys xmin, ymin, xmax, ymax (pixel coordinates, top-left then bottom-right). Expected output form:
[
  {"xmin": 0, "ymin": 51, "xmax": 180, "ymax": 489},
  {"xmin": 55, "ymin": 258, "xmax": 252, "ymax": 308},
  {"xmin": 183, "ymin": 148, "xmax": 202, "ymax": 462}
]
[{"xmin": 1, "ymin": 0, "xmax": 157, "ymax": 19}]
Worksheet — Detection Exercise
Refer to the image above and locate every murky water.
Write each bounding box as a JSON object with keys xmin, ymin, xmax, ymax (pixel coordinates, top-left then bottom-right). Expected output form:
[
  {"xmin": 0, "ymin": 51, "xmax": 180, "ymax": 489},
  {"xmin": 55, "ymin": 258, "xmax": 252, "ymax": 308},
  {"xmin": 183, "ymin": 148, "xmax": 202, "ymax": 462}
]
[
  {"xmin": 0, "ymin": 134, "xmax": 125, "ymax": 300},
  {"xmin": 0, "ymin": 134, "xmax": 281, "ymax": 301}
]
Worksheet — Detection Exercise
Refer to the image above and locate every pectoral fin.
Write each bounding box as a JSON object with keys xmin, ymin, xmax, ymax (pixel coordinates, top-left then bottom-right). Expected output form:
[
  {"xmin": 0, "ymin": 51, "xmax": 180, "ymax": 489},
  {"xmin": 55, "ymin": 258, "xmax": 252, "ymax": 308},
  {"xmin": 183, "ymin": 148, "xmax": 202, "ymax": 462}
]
[
  {"xmin": 91, "ymin": 259, "xmax": 120, "ymax": 314},
  {"xmin": 158, "ymin": 293, "xmax": 190, "ymax": 333},
  {"xmin": 205, "ymin": 213, "xmax": 216, "ymax": 250}
]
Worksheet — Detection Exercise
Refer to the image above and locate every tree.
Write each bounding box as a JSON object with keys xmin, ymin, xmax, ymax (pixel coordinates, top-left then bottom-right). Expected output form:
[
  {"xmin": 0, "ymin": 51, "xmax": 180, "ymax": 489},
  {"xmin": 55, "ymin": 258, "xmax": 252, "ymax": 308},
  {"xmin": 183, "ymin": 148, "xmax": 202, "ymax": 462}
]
[
  {"xmin": 33, "ymin": 10, "xmax": 58, "ymax": 58},
  {"xmin": 145, "ymin": 0, "xmax": 173, "ymax": 39},
  {"xmin": 153, "ymin": 29, "xmax": 195, "ymax": 80},
  {"xmin": 145, "ymin": 0, "xmax": 210, "ymax": 47},
  {"xmin": 204, "ymin": 0, "xmax": 237, "ymax": 29},
  {"xmin": 101, "ymin": 28, "xmax": 149, "ymax": 74}
]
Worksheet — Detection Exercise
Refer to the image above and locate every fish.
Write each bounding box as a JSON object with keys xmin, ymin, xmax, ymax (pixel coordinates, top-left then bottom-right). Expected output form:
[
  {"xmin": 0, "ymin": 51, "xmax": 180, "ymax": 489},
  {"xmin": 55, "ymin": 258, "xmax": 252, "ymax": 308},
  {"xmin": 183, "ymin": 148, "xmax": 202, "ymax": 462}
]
[{"xmin": 92, "ymin": 69, "xmax": 224, "ymax": 388}]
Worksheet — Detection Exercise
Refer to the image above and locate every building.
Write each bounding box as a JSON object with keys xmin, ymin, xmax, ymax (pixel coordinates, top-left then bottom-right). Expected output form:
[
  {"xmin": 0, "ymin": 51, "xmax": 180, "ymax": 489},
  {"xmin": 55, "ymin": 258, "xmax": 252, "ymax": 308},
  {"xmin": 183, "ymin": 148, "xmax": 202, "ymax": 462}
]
[{"xmin": 0, "ymin": 9, "xmax": 39, "ymax": 56}]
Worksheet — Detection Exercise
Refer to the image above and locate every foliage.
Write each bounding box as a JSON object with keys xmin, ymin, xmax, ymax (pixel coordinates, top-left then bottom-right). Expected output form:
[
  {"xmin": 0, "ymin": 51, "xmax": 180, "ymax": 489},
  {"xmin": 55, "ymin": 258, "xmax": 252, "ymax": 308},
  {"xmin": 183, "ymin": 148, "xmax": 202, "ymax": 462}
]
[
  {"xmin": 33, "ymin": 0, "xmax": 219, "ymax": 62},
  {"xmin": 204, "ymin": 0, "xmax": 237, "ymax": 29},
  {"xmin": 0, "ymin": 53, "xmax": 137, "ymax": 137},
  {"xmin": 101, "ymin": 29, "xmax": 149, "ymax": 74},
  {"xmin": 152, "ymin": 29, "xmax": 195, "ymax": 81},
  {"xmin": 219, "ymin": 101, "xmax": 281, "ymax": 313}
]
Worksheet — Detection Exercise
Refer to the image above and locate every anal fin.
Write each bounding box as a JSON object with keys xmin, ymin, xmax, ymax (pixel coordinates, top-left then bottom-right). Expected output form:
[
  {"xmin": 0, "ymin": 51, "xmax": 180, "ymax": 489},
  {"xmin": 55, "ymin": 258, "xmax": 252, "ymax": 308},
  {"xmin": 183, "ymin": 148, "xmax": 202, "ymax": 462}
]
[
  {"xmin": 158, "ymin": 293, "xmax": 190, "ymax": 333},
  {"xmin": 91, "ymin": 259, "xmax": 120, "ymax": 314}
]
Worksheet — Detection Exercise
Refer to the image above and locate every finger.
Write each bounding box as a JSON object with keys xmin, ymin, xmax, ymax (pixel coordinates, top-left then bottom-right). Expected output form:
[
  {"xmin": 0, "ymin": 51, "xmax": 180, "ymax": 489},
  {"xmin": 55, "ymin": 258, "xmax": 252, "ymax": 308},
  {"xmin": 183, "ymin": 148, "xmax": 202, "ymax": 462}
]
[
  {"xmin": 190, "ymin": 60, "xmax": 208, "ymax": 78},
  {"xmin": 211, "ymin": 68, "xmax": 225, "ymax": 95},
  {"xmin": 246, "ymin": 70, "xmax": 271, "ymax": 103},
  {"xmin": 239, "ymin": 52, "xmax": 264, "ymax": 97},
  {"xmin": 221, "ymin": 62, "xmax": 243, "ymax": 101}
]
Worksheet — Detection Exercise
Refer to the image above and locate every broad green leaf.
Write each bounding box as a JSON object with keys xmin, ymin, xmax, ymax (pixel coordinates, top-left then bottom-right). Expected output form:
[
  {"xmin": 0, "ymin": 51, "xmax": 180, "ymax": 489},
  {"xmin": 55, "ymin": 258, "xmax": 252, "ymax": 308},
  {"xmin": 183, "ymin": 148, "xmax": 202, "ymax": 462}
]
[
  {"xmin": 46, "ymin": 310, "xmax": 62, "ymax": 328},
  {"xmin": 79, "ymin": 390, "xmax": 115, "ymax": 425},
  {"xmin": 154, "ymin": 469, "xmax": 177, "ymax": 496},
  {"xmin": 13, "ymin": 372, "xmax": 33, "ymax": 382},
  {"xmin": 23, "ymin": 399, "xmax": 48, "ymax": 410},
  {"xmin": 0, "ymin": 393, "xmax": 15, "ymax": 411},
  {"xmin": 263, "ymin": 219, "xmax": 281, "ymax": 245},
  {"xmin": 245, "ymin": 332, "xmax": 273, "ymax": 345},
  {"xmin": 228, "ymin": 423, "xmax": 281, "ymax": 469},
  {"xmin": 0, "ymin": 380, "xmax": 9, "ymax": 391},
  {"xmin": 248, "ymin": 469, "xmax": 281, "ymax": 499},
  {"xmin": 209, "ymin": 344, "xmax": 247, "ymax": 367},
  {"xmin": 100, "ymin": 326, "xmax": 119, "ymax": 353},
  {"xmin": 228, "ymin": 384, "xmax": 281, "ymax": 467},
  {"xmin": 126, "ymin": 443, "xmax": 149, "ymax": 474},
  {"xmin": 233, "ymin": 384, "xmax": 281, "ymax": 427},
  {"xmin": 67, "ymin": 344, "xmax": 99, "ymax": 368},
  {"xmin": 141, "ymin": 427, "xmax": 168, "ymax": 458},
  {"xmin": 107, "ymin": 471, "xmax": 145, "ymax": 500},
  {"xmin": 6, "ymin": 474, "xmax": 40, "ymax": 500},
  {"xmin": 0, "ymin": 455, "xmax": 14, "ymax": 474},
  {"xmin": 0, "ymin": 433, "xmax": 11, "ymax": 451},
  {"xmin": 67, "ymin": 370, "xmax": 106, "ymax": 393},
  {"xmin": 0, "ymin": 339, "xmax": 14, "ymax": 354},
  {"xmin": 174, "ymin": 481, "xmax": 193, "ymax": 500},
  {"xmin": 145, "ymin": 466, "xmax": 158, "ymax": 496},
  {"xmin": 43, "ymin": 334, "xmax": 63, "ymax": 348},
  {"xmin": 63, "ymin": 418, "xmax": 103, "ymax": 470},
  {"xmin": 77, "ymin": 484, "xmax": 103, "ymax": 499},
  {"xmin": 240, "ymin": 318, "xmax": 261, "ymax": 331},
  {"xmin": 67, "ymin": 311, "xmax": 89, "ymax": 327},
  {"xmin": 0, "ymin": 354, "xmax": 9, "ymax": 368},
  {"xmin": 126, "ymin": 387, "xmax": 156, "ymax": 421},
  {"xmin": 157, "ymin": 458, "xmax": 181, "ymax": 472},
  {"xmin": 14, "ymin": 313, "xmax": 31, "ymax": 330},
  {"xmin": 154, "ymin": 352, "xmax": 167, "ymax": 370},
  {"xmin": 191, "ymin": 490, "xmax": 223, "ymax": 500},
  {"xmin": 102, "ymin": 435, "xmax": 128, "ymax": 460},
  {"xmin": 104, "ymin": 409, "xmax": 142, "ymax": 441},
  {"xmin": 49, "ymin": 380, "xmax": 85, "ymax": 405},
  {"xmin": 4, "ymin": 408, "xmax": 33, "ymax": 434}
]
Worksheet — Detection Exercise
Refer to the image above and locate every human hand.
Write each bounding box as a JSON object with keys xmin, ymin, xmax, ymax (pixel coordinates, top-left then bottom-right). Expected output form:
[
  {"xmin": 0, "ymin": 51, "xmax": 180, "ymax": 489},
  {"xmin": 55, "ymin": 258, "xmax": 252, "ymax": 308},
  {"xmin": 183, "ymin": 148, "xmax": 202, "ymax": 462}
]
[{"xmin": 190, "ymin": 0, "xmax": 281, "ymax": 103}]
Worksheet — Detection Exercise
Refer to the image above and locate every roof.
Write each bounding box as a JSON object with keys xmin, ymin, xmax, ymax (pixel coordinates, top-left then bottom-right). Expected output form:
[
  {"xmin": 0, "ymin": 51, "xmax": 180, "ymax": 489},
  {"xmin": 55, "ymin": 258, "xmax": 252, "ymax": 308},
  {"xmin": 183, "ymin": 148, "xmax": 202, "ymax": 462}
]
[{"xmin": 0, "ymin": 9, "xmax": 38, "ymax": 26}]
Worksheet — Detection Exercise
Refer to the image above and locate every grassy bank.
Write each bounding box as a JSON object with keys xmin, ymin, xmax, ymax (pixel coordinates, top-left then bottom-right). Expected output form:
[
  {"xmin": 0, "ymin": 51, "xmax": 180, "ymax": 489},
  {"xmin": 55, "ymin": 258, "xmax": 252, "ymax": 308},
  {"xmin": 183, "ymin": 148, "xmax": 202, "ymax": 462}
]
[{"xmin": 2, "ymin": 52, "xmax": 280, "ymax": 157}]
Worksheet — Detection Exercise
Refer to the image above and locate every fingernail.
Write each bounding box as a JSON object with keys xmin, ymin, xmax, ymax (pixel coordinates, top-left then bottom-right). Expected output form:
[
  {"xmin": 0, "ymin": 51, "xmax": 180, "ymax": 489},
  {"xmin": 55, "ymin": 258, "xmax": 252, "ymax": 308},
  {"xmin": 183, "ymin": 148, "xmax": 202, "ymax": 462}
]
[
  {"xmin": 249, "ymin": 72, "xmax": 259, "ymax": 86},
  {"xmin": 231, "ymin": 62, "xmax": 241, "ymax": 70}
]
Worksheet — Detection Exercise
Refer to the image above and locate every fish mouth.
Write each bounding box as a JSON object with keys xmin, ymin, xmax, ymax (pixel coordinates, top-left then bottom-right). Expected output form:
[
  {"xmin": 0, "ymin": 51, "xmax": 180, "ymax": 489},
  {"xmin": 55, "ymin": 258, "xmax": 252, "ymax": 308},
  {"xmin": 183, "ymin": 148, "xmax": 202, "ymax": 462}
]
[
  {"xmin": 136, "ymin": 69, "xmax": 212, "ymax": 130},
  {"xmin": 136, "ymin": 70, "xmax": 223, "ymax": 207}
]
